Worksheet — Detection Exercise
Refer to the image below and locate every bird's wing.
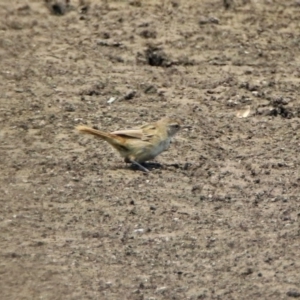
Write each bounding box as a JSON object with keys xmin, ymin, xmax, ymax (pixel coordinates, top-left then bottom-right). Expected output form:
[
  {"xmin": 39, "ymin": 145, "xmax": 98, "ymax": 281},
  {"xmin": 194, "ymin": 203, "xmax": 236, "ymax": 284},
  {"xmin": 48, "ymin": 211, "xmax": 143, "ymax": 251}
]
[
  {"xmin": 112, "ymin": 123, "xmax": 157, "ymax": 141},
  {"xmin": 111, "ymin": 129, "xmax": 146, "ymax": 140},
  {"xmin": 112, "ymin": 128, "xmax": 155, "ymax": 141}
]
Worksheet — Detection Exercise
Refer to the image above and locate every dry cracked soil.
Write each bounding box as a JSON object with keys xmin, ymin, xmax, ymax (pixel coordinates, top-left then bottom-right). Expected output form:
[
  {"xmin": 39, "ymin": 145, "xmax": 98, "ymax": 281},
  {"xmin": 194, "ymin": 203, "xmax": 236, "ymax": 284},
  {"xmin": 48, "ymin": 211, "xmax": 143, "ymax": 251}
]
[{"xmin": 1, "ymin": 0, "xmax": 300, "ymax": 299}]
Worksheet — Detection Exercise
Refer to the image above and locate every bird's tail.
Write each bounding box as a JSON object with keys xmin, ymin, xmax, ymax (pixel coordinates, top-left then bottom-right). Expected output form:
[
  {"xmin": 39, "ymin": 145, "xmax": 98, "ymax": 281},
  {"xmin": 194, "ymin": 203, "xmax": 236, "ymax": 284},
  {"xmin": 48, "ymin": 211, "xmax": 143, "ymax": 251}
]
[{"xmin": 76, "ymin": 125, "xmax": 124, "ymax": 147}]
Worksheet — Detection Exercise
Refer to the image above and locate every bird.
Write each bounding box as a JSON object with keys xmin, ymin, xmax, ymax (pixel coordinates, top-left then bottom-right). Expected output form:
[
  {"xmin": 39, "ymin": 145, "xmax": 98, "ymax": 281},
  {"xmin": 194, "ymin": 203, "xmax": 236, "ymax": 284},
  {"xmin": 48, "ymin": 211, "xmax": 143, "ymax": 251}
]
[{"xmin": 76, "ymin": 117, "xmax": 182, "ymax": 172}]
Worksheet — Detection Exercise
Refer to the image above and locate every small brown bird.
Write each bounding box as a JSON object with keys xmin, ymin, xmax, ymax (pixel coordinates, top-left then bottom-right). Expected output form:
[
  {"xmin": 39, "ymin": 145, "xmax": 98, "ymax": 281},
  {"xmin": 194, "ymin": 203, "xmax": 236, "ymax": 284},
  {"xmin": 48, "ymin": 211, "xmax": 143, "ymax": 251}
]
[{"xmin": 76, "ymin": 117, "xmax": 182, "ymax": 172}]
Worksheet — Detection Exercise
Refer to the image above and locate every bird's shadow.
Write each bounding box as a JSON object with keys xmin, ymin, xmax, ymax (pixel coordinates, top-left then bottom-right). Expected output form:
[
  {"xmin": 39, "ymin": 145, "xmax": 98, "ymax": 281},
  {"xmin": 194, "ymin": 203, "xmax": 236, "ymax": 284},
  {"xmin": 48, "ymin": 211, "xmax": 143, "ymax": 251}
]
[
  {"xmin": 113, "ymin": 161, "xmax": 192, "ymax": 173},
  {"xmin": 128, "ymin": 162, "xmax": 191, "ymax": 172},
  {"xmin": 129, "ymin": 162, "xmax": 163, "ymax": 172}
]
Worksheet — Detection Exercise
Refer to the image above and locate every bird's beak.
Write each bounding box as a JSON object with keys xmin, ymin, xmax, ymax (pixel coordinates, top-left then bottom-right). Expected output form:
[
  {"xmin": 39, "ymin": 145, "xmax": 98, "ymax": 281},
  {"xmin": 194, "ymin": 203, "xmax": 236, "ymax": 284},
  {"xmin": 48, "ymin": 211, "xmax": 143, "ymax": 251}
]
[{"xmin": 182, "ymin": 125, "xmax": 192, "ymax": 129}]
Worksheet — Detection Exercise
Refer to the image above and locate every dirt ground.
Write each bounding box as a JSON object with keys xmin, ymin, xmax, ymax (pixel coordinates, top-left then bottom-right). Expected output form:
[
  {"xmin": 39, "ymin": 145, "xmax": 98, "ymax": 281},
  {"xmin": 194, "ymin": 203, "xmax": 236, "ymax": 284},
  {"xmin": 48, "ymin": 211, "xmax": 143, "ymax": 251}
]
[{"xmin": 1, "ymin": 0, "xmax": 300, "ymax": 299}]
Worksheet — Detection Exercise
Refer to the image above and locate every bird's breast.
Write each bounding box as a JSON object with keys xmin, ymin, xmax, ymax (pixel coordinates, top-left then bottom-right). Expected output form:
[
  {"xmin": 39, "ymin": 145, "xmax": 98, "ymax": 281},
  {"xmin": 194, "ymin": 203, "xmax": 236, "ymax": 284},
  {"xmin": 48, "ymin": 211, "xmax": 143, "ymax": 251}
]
[
  {"xmin": 146, "ymin": 138, "xmax": 171, "ymax": 158},
  {"xmin": 133, "ymin": 137, "xmax": 171, "ymax": 162}
]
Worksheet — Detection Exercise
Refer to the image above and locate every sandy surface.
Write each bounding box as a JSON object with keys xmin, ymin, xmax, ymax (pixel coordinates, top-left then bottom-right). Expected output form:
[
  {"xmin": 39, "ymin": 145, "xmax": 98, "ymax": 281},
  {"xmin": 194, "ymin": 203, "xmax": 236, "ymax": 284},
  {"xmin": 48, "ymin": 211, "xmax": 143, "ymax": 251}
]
[{"xmin": 1, "ymin": 0, "xmax": 300, "ymax": 299}]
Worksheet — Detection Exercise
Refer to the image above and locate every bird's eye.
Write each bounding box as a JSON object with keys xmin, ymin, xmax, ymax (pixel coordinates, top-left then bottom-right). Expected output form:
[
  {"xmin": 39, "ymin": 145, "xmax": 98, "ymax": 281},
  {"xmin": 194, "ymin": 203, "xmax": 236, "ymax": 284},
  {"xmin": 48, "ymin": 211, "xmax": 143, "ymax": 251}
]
[{"xmin": 173, "ymin": 124, "xmax": 179, "ymax": 128}]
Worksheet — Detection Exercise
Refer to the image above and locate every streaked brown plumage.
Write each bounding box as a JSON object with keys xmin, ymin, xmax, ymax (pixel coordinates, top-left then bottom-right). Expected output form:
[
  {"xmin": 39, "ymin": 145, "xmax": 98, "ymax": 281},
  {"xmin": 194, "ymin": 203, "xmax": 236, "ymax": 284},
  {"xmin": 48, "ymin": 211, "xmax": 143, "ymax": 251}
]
[{"xmin": 76, "ymin": 117, "xmax": 182, "ymax": 172}]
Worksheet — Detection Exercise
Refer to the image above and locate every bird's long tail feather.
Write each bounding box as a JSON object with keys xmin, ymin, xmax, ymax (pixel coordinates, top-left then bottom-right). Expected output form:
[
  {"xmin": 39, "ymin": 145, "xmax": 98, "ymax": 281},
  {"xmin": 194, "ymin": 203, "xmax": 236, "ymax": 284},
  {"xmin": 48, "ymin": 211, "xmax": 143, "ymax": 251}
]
[{"xmin": 76, "ymin": 125, "xmax": 124, "ymax": 147}]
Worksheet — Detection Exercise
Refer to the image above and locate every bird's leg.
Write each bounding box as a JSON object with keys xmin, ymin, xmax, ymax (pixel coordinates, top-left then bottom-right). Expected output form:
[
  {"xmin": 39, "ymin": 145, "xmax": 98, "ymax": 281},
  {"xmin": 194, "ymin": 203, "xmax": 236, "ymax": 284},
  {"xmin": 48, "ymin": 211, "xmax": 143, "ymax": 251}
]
[
  {"xmin": 131, "ymin": 160, "xmax": 149, "ymax": 173},
  {"xmin": 125, "ymin": 157, "xmax": 149, "ymax": 172}
]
